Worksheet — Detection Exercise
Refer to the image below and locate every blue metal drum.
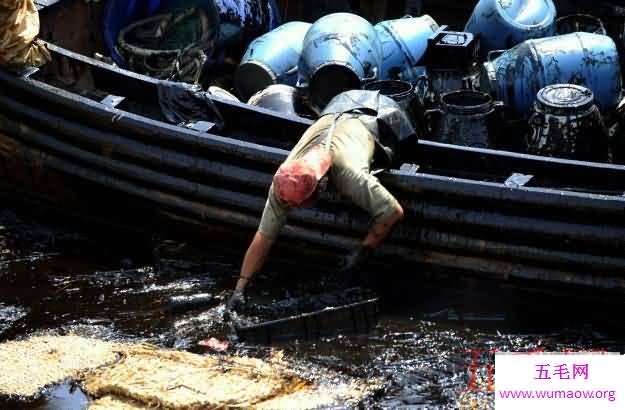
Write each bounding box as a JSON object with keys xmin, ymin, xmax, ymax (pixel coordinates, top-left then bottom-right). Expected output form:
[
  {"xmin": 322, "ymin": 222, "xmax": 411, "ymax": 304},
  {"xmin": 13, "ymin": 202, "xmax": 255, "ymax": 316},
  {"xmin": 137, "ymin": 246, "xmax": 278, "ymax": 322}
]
[
  {"xmin": 374, "ymin": 15, "xmax": 439, "ymax": 82},
  {"xmin": 235, "ymin": 21, "xmax": 312, "ymax": 101},
  {"xmin": 298, "ymin": 13, "xmax": 382, "ymax": 110},
  {"xmin": 482, "ymin": 33, "xmax": 623, "ymax": 117},
  {"xmin": 465, "ymin": 0, "xmax": 556, "ymax": 56}
]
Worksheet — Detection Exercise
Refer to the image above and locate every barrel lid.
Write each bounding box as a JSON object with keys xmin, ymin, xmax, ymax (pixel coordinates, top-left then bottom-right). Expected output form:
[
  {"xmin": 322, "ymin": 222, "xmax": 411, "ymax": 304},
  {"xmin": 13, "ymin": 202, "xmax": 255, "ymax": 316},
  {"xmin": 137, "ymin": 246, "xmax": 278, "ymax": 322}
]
[{"xmin": 536, "ymin": 84, "xmax": 595, "ymax": 112}]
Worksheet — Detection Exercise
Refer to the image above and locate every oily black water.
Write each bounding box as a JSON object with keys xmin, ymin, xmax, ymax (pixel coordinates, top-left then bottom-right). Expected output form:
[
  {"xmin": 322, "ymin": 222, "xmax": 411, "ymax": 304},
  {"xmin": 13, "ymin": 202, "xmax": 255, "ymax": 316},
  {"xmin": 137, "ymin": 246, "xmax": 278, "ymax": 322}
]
[{"xmin": 0, "ymin": 206, "xmax": 624, "ymax": 410}]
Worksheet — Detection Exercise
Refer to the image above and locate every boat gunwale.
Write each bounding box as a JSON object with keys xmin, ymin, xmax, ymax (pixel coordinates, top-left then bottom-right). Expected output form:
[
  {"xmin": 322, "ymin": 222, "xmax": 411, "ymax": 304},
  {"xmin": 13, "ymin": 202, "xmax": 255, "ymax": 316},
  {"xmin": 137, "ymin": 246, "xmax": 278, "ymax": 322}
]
[
  {"xmin": 0, "ymin": 71, "xmax": 624, "ymax": 217},
  {"xmin": 41, "ymin": 41, "xmax": 625, "ymax": 175}
]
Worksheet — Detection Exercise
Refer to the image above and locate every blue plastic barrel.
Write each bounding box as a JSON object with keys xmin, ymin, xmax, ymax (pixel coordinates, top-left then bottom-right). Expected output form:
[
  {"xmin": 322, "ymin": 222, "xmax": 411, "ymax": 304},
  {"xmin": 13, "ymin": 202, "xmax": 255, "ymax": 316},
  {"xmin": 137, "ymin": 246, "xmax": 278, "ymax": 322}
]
[
  {"xmin": 235, "ymin": 21, "xmax": 311, "ymax": 101},
  {"xmin": 374, "ymin": 15, "xmax": 439, "ymax": 82},
  {"xmin": 465, "ymin": 0, "xmax": 556, "ymax": 56},
  {"xmin": 482, "ymin": 32, "xmax": 623, "ymax": 117},
  {"xmin": 298, "ymin": 13, "xmax": 382, "ymax": 109}
]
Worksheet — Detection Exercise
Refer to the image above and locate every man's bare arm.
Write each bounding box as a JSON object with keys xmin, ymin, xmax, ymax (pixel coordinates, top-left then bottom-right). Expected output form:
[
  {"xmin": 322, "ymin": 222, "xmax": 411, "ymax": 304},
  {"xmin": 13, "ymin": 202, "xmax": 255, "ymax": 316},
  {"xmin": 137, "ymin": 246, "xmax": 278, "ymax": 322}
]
[{"xmin": 235, "ymin": 231, "xmax": 275, "ymax": 292}]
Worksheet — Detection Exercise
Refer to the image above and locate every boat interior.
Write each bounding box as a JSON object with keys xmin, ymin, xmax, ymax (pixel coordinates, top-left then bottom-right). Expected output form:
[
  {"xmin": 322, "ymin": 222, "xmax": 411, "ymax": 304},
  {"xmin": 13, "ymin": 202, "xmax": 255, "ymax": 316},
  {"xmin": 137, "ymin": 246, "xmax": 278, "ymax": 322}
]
[{"xmin": 20, "ymin": 0, "xmax": 625, "ymax": 196}]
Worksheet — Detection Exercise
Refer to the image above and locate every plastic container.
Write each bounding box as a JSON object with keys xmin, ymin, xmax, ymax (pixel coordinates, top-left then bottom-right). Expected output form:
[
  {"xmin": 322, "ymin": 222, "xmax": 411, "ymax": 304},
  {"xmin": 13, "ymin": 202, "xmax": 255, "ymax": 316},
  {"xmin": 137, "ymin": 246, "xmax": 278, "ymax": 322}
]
[
  {"xmin": 465, "ymin": 0, "xmax": 556, "ymax": 56},
  {"xmin": 527, "ymin": 84, "xmax": 608, "ymax": 161},
  {"xmin": 556, "ymin": 14, "xmax": 607, "ymax": 35},
  {"xmin": 298, "ymin": 13, "xmax": 382, "ymax": 109},
  {"xmin": 374, "ymin": 15, "xmax": 439, "ymax": 82},
  {"xmin": 426, "ymin": 90, "xmax": 501, "ymax": 148},
  {"xmin": 235, "ymin": 22, "xmax": 311, "ymax": 101},
  {"xmin": 364, "ymin": 80, "xmax": 416, "ymax": 115},
  {"xmin": 236, "ymin": 298, "xmax": 379, "ymax": 344},
  {"xmin": 482, "ymin": 33, "xmax": 623, "ymax": 117}
]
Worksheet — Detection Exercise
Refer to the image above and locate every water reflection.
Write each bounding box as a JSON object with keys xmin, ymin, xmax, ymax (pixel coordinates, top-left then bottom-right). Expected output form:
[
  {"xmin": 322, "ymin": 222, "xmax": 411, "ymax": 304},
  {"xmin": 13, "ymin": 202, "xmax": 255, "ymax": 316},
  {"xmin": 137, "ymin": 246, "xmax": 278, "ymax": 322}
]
[{"xmin": 0, "ymin": 208, "xmax": 623, "ymax": 409}]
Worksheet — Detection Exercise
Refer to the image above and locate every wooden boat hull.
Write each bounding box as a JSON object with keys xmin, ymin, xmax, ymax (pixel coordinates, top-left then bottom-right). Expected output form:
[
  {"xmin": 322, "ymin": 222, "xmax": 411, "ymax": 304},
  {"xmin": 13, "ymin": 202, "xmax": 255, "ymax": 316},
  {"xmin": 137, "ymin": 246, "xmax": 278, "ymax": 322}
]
[{"xmin": 1, "ymin": 44, "xmax": 625, "ymax": 291}]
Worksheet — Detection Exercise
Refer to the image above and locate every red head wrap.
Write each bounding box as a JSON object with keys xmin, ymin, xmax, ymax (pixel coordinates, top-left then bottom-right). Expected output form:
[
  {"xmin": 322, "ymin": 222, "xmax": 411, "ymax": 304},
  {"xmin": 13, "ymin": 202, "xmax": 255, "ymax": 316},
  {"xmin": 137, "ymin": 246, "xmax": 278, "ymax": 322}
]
[{"xmin": 273, "ymin": 147, "xmax": 332, "ymax": 208}]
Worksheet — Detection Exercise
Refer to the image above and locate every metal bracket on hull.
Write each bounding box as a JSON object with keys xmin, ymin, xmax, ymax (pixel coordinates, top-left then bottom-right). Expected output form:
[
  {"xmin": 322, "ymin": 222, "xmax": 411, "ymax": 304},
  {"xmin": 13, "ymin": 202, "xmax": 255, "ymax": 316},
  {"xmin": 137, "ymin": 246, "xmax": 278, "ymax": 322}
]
[
  {"xmin": 504, "ymin": 173, "xmax": 534, "ymax": 188},
  {"xmin": 34, "ymin": 0, "xmax": 61, "ymax": 12},
  {"xmin": 184, "ymin": 121, "xmax": 215, "ymax": 133},
  {"xmin": 12, "ymin": 67, "xmax": 40, "ymax": 79},
  {"xmin": 100, "ymin": 95, "xmax": 126, "ymax": 109},
  {"xmin": 400, "ymin": 163, "xmax": 420, "ymax": 175}
]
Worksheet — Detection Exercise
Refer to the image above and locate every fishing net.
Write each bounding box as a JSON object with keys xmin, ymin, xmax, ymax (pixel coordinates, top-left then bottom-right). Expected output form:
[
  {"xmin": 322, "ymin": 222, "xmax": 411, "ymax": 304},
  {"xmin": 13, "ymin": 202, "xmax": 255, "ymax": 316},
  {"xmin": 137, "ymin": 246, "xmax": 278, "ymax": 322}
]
[
  {"xmin": 117, "ymin": 7, "xmax": 219, "ymax": 83},
  {"xmin": 0, "ymin": 335, "xmax": 122, "ymax": 397},
  {"xmin": 0, "ymin": 0, "xmax": 50, "ymax": 67}
]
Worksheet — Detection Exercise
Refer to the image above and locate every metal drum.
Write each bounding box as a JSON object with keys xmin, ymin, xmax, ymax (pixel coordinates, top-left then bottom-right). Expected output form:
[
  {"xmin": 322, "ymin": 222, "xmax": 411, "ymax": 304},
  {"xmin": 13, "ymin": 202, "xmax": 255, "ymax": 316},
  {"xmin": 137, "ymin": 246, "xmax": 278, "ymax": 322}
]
[
  {"xmin": 298, "ymin": 13, "xmax": 382, "ymax": 110},
  {"xmin": 526, "ymin": 84, "xmax": 608, "ymax": 161},
  {"xmin": 247, "ymin": 84, "xmax": 302, "ymax": 117},
  {"xmin": 465, "ymin": 0, "xmax": 556, "ymax": 56},
  {"xmin": 374, "ymin": 15, "xmax": 439, "ymax": 82},
  {"xmin": 426, "ymin": 90, "xmax": 500, "ymax": 148},
  {"xmin": 482, "ymin": 33, "xmax": 623, "ymax": 118},
  {"xmin": 235, "ymin": 22, "xmax": 312, "ymax": 101},
  {"xmin": 556, "ymin": 14, "xmax": 607, "ymax": 35}
]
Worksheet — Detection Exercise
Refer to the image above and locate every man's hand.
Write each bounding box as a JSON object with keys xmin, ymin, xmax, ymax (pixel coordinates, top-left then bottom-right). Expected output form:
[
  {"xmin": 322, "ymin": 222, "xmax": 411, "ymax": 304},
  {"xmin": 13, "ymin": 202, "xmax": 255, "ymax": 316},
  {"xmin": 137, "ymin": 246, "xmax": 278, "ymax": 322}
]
[
  {"xmin": 339, "ymin": 245, "xmax": 374, "ymax": 274},
  {"xmin": 223, "ymin": 289, "xmax": 246, "ymax": 321}
]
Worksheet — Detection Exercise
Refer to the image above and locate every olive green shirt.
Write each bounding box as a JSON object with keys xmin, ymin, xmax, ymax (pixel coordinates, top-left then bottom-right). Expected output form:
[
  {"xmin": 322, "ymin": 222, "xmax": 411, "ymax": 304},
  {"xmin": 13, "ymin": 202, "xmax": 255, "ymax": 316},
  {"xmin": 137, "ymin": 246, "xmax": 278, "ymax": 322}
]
[{"xmin": 258, "ymin": 114, "xmax": 400, "ymax": 240}]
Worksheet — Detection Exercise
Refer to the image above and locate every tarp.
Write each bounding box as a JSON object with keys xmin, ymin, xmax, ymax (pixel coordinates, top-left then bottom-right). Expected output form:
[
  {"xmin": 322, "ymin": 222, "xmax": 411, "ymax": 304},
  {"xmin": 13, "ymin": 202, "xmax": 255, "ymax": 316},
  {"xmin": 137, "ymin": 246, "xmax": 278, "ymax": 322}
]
[
  {"xmin": 321, "ymin": 90, "xmax": 418, "ymax": 167},
  {"xmin": 0, "ymin": 0, "xmax": 50, "ymax": 67},
  {"xmin": 157, "ymin": 81, "xmax": 225, "ymax": 128}
]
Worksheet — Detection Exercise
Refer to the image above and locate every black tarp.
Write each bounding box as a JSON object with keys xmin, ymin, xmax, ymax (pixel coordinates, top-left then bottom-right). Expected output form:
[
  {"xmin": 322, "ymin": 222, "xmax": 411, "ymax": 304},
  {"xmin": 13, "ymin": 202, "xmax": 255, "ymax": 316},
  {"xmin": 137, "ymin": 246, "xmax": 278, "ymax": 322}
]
[
  {"xmin": 321, "ymin": 90, "xmax": 418, "ymax": 167},
  {"xmin": 157, "ymin": 81, "xmax": 224, "ymax": 129}
]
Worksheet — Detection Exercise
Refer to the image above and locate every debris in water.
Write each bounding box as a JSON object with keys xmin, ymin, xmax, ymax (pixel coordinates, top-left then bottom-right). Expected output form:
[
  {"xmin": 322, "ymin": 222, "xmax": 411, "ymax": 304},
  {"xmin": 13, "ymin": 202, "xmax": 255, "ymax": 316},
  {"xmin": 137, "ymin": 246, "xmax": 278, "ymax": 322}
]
[
  {"xmin": 198, "ymin": 337, "xmax": 229, "ymax": 351},
  {"xmin": 0, "ymin": 303, "xmax": 29, "ymax": 335}
]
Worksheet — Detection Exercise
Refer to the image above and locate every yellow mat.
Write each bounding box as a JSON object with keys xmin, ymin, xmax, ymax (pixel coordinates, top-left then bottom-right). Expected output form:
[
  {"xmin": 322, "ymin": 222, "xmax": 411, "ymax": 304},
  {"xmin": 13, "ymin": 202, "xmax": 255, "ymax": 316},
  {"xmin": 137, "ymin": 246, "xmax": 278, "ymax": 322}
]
[
  {"xmin": 0, "ymin": 335, "xmax": 378, "ymax": 409},
  {"xmin": 83, "ymin": 345, "xmax": 307, "ymax": 409},
  {"xmin": 0, "ymin": 335, "xmax": 122, "ymax": 397},
  {"xmin": 90, "ymin": 395, "xmax": 145, "ymax": 410}
]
